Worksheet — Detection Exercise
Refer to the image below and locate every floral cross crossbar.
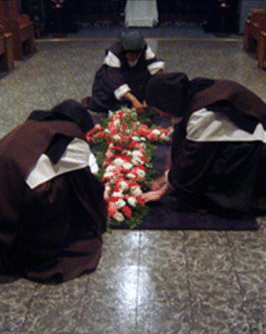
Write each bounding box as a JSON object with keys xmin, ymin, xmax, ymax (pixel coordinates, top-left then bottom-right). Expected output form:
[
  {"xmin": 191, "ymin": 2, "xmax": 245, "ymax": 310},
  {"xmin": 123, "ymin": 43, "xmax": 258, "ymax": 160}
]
[{"xmin": 86, "ymin": 107, "xmax": 173, "ymax": 229}]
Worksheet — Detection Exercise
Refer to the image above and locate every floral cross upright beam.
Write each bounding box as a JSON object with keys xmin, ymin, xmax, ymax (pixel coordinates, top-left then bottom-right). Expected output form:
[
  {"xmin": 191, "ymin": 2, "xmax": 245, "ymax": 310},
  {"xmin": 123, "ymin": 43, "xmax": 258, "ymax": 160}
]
[{"xmin": 86, "ymin": 107, "xmax": 173, "ymax": 229}]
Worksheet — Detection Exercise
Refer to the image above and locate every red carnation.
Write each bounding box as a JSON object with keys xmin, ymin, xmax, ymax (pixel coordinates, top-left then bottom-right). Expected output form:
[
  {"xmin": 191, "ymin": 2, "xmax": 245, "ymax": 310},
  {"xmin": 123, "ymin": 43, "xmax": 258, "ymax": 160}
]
[
  {"xmin": 97, "ymin": 131, "xmax": 105, "ymax": 137},
  {"xmin": 136, "ymin": 197, "xmax": 145, "ymax": 205},
  {"xmin": 147, "ymin": 133, "xmax": 158, "ymax": 141},
  {"xmin": 139, "ymin": 125, "xmax": 151, "ymax": 137},
  {"xmin": 121, "ymin": 125, "xmax": 128, "ymax": 131},
  {"xmin": 85, "ymin": 129, "xmax": 95, "ymax": 142},
  {"xmin": 107, "ymin": 202, "xmax": 118, "ymax": 217},
  {"xmin": 135, "ymin": 143, "xmax": 143, "ymax": 149},
  {"xmin": 127, "ymin": 181, "xmax": 141, "ymax": 188},
  {"xmin": 122, "ymin": 206, "xmax": 132, "ymax": 218},
  {"xmin": 117, "ymin": 111, "xmax": 125, "ymax": 119},
  {"xmin": 109, "ymin": 196, "xmax": 121, "ymax": 202},
  {"xmin": 140, "ymin": 156, "xmax": 148, "ymax": 162},
  {"xmin": 113, "ymin": 146, "xmax": 123, "ymax": 153},
  {"xmin": 137, "ymin": 165, "xmax": 146, "ymax": 171},
  {"xmin": 103, "ymin": 160, "xmax": 112, "ymax": 167},
  {"xmin": 113, "ymin": 185, "xmax": 120, "ymax": 192},
  {"xmin": 128, "ymin": 141, "xmax": 139, "ymax": 149}
]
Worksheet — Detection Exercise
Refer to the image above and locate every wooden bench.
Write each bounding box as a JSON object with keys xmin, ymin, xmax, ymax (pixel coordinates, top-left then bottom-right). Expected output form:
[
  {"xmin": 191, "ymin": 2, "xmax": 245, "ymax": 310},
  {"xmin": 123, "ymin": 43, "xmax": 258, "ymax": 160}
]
[
  {"xmin": 244, "ymin": 9, "xmax": 266, "ymax": 58},
  {"xmin": 0, "ymin": 0, "xmax": 35, "ymax": 61},
  {"xmin": 0, "ymin": 25, "xmax": 14, "ymax": 71}
]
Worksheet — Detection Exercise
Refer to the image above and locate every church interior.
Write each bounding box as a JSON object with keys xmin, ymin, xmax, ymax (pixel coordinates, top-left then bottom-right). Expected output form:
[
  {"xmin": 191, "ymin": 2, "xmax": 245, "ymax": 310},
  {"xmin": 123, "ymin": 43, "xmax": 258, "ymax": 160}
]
[{"xmin": 1, "ymin": 0, "xmax": 266, "ymax": 333}]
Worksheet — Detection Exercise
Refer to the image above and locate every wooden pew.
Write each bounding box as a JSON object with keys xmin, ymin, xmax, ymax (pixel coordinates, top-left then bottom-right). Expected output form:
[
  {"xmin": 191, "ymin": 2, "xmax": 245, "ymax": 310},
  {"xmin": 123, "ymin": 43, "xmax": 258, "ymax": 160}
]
[
  {"xmin": 244, "ymin": 9, "xmax": 266, "ymax": 58},
  {"xmin": 0, "ymin": 0, "xmax": 35, "ymax": 60},
  {"xmin": 0, "ymin": 25, "xmax": 14, "ymax": 71},
  {"xmin": 258, "ymin": 17, "xmax": 266, "ymax": 69}
]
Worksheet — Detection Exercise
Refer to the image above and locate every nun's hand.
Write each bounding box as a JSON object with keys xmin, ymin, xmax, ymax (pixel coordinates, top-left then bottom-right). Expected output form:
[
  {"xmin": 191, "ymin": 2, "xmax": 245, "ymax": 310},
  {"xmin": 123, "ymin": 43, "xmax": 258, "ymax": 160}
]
[
  {"xmin": 134, "ymin": 101, "xmax": 145, "ymax": 114},
  {"xmin": 140, "ymin": 182, "xmax": 174, "ymax": 204},
  {"xmin": 150, "ymin": 176, "xmax": 166, "ymax": 191},
  {"xmin": 139, "ymin": 190, "xmax": 163, "ymax": 203}
]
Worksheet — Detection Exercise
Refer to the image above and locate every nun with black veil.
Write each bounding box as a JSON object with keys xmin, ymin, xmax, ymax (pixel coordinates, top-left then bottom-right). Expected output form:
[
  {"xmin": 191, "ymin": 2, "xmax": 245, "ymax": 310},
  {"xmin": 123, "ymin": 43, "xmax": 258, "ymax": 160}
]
[
  {"xmin": 81, "ymin": 30, "xmax": 164, "ymax": 115},
  {"xmin": 0, "ymin": 100, "xmax": 106, "ymax": 283},
  {"xmin": 140, "ymin": 73, "xmax": 266, "ymax": 215}
]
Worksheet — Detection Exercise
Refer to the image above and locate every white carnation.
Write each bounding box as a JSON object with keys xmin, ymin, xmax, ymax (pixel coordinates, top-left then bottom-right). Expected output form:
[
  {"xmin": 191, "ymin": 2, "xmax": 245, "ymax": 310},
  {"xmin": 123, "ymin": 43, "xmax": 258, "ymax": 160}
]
[
  {"xmin": 118, "ymin": 181, "xmax": 128, "ymax": 190},
  {"xmin": 131, "ymin": 157, "xmax": 141, "ymax": 165},
  {"xmin": 113, "ymin": 134, "xmax": 121, "ymax": 141},
  {"xmin": 113, "ymin": 211, "xmax": 125, "ymax": 222},
  {"xmin": 103, "ymin": 171, "xmax": 115, "ymax": 178},
  {"xmin": 127, "ymin": 196, "xmax": 137, "ymax": 207},
  {"xmin": 105, "ymin": 184, "xmax": 111, "ymax": 192},
  {"xmin": 114, "ymin": 158, "xmax": 125, "ymax": 166},
  {"xmin": 123, "ymin": 162, "xmax": 133, "ymax": 170},
  {"xmin": 127, "ymin": 173, "xmax": 136, "ymax": 179},
  {"xmin": 132, "ymin": 151, "xmax": 143, "ymax": 157},
  {"xmin": 115, "ymin": 199, "xmax": 126, "ymax": 209},
  {"xmin": 136, "ymin": 169, "xmax": 146, "ymax": 178},
  {"xmin": 130, "ymin": 186, "xmax": 142, "ymax": 196},
  {"xmin": 113, "ymin": 191, "xmax": 124, "ymax": 198},
  {"xmin": 95, "ymin": 124, "xmax": 102, "ymax": 130},
  {"xmin": 105, "ymin": 165, "xmax": 116, "ymax": 173},
  {"xmin": 152, "ymin": 129, "xmax": 161, "ymax": 135},
  {"xmin": 121, "ymin": 106, "xmax": 131, "ymax": 113}
]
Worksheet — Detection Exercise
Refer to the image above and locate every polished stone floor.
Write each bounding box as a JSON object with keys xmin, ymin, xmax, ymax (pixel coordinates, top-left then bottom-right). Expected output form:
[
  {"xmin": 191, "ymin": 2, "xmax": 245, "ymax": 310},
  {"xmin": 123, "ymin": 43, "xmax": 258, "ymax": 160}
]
[{"xmin": 1, "ymin": 26, "xmax": 266, "ymax": 333}]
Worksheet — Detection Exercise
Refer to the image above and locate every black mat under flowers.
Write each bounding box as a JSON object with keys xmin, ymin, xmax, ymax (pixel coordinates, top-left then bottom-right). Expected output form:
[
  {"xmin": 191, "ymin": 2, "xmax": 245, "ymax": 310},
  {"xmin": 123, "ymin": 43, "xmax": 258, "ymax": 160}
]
[
  {"xmin": 110, "ymin": 143, "xmax": 259, "ymax": 231},
  {"xmin": 90, "ymin": 110, "xmax": 259, "ymax": 231}
]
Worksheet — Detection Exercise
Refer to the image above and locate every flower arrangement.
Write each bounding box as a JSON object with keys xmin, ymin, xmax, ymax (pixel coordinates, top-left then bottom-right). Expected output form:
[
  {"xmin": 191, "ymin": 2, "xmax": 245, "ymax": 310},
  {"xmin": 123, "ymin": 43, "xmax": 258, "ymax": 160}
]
[{"xmin": 86, "ymin": 107, "xmax": 173, "ymax": 229}]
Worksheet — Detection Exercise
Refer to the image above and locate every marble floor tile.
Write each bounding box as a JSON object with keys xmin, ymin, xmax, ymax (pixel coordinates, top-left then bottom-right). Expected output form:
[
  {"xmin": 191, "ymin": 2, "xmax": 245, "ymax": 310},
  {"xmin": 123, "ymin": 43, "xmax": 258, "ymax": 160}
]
[
  {"xmin": 183, "ymin": 230, "xmax": 229, "ymax": 247},
  {"xmin": 0, "ymin": 279, "xmax": 38, "ymax": 333},
  {"xmin": 189, "ymin": 272, "xmax": 250, "ymax": 334},
  {"xmin": 185, "ymin": 245, "xmax": 234, "ymax": 274},
  {"xmin": 77, "ymin": 265, "xmax": 138, "ymax": 334},
  {"xmin": 101, "ymin": 230, "xmax": 140, "ymax": 268},
  {"xmin": 136, "ymin": 268, "xmax": 191, "ymax": 334},
  {"xmin": 231, "ymin": 245, "xmax": 266, "ymax": 273},
  {"xmin": 138, "ymin": 230, "xmax": 186, "ymax": 270}
]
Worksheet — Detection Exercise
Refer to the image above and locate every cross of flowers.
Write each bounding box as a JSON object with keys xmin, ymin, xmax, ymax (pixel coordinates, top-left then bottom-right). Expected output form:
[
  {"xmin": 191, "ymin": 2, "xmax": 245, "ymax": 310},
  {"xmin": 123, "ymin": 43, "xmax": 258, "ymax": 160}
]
[{"xmin": 86, "ymin": 107, "xmax": 173, "ymax": 229}]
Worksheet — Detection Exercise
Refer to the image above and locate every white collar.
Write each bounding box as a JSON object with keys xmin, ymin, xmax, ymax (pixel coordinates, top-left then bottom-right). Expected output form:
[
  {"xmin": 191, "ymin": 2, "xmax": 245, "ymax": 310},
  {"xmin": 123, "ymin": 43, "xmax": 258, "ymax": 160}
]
[{"xmin": 26, "ymin": 138, "xmax": 98, "ymax": 189}]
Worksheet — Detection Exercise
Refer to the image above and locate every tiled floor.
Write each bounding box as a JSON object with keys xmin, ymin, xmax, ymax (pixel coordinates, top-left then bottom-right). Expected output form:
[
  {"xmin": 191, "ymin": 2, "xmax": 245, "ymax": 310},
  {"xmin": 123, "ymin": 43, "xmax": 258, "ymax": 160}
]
[{"xmin": 1, "ymin": 25, "xmax": 266, "ymax": 333}]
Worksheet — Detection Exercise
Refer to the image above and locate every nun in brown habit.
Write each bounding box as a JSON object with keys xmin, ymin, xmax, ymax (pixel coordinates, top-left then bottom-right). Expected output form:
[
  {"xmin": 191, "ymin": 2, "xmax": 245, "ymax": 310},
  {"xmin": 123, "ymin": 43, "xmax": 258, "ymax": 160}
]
[
  {"xmin": 82, "ymin": 30, "xmax": 164, "ymax": 114},
  {"xmin": 0, "ymin": 100, "xmax": 106, "ymax": 283},
  {"xmin": 140, "ymin": 73, "xmax": 266, "ymax": 214}
]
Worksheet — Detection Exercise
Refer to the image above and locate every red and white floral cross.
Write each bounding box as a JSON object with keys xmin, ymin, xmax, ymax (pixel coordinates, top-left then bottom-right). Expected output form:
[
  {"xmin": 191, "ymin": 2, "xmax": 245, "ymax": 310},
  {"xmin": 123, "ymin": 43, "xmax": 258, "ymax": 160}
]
[{"xmin": 86, "ymin": 107, "xmax": 173, "ymax": 228}]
